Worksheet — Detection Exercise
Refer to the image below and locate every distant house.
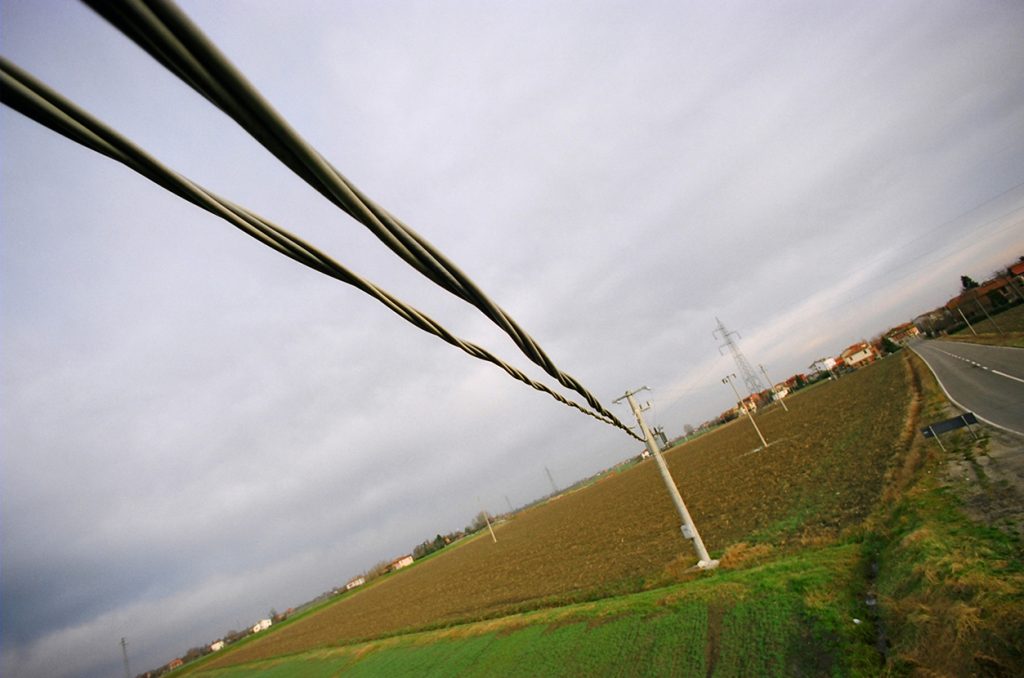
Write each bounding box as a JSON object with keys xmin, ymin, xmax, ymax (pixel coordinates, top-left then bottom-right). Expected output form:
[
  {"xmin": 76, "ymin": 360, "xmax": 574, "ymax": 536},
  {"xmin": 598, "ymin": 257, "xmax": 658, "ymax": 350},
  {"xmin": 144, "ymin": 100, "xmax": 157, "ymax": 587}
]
[
  {"xmin": 390, "ymin": 555, "xmax": 414, "ymax": 571},
  {"xmin": 885, "ymin": 323, "xmax": 921, "ymax": 345},
  {"xmin": 739, "ymin": 394, "xmax": 759, "ymax": 414},
  {"xmin": 210, "ymin": 640, "xmax": 225, "ymax": 652},
  {"xmin": 168, "ymin": 658, "xmax": 184, "ymax": 670},
  {"xmin": 840, "ymin": 342, "xmax": 878, "ymax": 369},
  {"xmin": 251, "ymin": 618, "xmax": 272, "ymax": 634},
  {"xmin": 1008, "ymin": 261, "xmax": 1024, "ymax": 287},
  {"xmin": 345, "ymin": 576, "xmax": 365, "ymax": 591},
  {"xmin": 947, "ymin": 278, "xmax": 1013, "ymax": 317}
]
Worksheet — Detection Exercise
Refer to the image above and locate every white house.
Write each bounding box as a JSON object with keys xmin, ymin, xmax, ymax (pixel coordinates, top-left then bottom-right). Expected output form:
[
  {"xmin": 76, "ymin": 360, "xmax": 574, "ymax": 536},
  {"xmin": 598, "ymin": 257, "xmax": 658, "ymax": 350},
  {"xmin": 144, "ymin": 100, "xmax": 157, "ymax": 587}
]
[
  {"xmin": 345, "ymin": 576, "xmax": 365, "ymax": 591},
  {"xmin": 390, "ymin": 555, "xmax": 414, "ymax": 571},
  {"xmin": 841, "ymin": 342, "xmax": 878, "ymax": 368},
  {"xmin": 210, "ymin": 640, "xmax": 225, "ymax": 652},
  {"xmin": 251, "ymin": 618, "xmax": 272, "ymax": 634}
]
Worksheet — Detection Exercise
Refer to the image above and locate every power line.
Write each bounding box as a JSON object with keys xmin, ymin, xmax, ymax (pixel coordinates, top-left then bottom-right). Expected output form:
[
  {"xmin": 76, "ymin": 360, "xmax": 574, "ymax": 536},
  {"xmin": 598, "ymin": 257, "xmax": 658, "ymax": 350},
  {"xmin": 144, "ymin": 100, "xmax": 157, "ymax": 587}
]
[
  {"xmin": 80, "ymin": 0, "xmax": 623, "ymax": 430},
  {"xmin": 0, "ymin": 56, "xmax": 641, "ymax": 441}
]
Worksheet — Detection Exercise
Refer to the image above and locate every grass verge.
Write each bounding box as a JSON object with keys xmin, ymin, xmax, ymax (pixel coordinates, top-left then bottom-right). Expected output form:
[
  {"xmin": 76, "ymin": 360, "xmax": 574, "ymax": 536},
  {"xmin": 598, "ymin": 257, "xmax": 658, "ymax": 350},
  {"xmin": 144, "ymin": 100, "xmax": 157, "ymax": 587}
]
[
  {"xmin": 189, "ymin": 544, "xmax": 879, "ymax": 677},
  {"xmin": 864, "ymin": 352, "xmax": 1024, "ymax": 675}
]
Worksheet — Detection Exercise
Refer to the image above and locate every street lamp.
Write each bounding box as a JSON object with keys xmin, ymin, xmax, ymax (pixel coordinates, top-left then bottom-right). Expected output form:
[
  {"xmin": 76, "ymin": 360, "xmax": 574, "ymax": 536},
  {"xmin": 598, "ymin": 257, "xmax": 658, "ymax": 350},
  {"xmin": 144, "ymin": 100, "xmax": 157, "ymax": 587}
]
[
  {"xmin": 759, "ymin": 363, "xmax": 788, "ymax": 412},
  {"xmin": 722, "ymin": 373, "xmax": 769, "ymax": 449}
]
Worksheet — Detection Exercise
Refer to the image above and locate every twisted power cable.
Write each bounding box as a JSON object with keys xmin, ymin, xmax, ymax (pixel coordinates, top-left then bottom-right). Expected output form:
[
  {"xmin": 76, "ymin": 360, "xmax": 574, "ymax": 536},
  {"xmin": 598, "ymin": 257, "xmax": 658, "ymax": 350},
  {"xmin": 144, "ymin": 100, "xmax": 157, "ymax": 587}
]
[
  {"xmin": 80, "ymin": 0, "xmax": 628, "ymax": 430},
  {"xmin": 0, "ymin": 57, "xmax": 642, "ymax": 441}
]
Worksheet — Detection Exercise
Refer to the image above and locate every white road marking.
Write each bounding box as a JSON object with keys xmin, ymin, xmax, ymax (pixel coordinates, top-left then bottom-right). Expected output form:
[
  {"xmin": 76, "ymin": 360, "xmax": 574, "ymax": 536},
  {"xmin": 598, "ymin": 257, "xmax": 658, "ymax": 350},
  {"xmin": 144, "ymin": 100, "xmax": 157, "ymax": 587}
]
[{"xmin": 934, "ymin": 348, "xmax": 1023, "ymax": 383}]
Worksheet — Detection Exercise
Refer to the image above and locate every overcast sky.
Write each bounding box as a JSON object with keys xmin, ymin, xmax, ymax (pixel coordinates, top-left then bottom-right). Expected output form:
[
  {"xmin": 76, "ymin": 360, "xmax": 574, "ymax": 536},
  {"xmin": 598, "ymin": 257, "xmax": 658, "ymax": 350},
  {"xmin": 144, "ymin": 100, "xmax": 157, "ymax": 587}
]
[{"xmin": 2, "ymin": 1, "xmax": 1023, "ymax": 676}]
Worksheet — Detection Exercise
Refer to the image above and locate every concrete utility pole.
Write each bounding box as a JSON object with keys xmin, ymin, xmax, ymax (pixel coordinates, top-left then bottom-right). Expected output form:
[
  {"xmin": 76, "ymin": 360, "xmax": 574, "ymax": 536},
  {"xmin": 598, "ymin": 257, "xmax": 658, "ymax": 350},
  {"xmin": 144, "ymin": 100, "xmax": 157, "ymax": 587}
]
[
  {"xmin": 973, "ymin": 298, "xmax": 1004, "ymax": 334},
  {"xmin": 615, "ymin": 388, "xmax": 717, "ymax": 569},
  {"xmin": 759, "ymin": 363, "xmax": 788, "ymax": 412},
  {"xmin": 477, "ymin": 497, "xmax": 497, "ymax": 543},
  {"xmin": 120, "ymin": 637, "xmax": 130, "ymax": 678},
  {"xmin": 723, "ymin": 373, "xmax": 769, "ymax": 449},
  {"xmin": 956, "ymin": 307, "xmax": 978, "ymax": 335},
  {"xmin": 504, "ymin": 495, "xmax": 514, "ymax": 514},
  {"xmin": 544, "ymin": 466, "xmax": 559, "ymax": 495}
]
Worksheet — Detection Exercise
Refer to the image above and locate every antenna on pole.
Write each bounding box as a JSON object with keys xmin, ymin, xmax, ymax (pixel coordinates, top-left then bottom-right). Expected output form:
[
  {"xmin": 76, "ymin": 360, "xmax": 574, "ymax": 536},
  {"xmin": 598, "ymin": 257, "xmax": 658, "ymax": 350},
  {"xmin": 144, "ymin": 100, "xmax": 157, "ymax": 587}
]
[
  {"xmin": 714, "ymin": 317, "xmax": 765, "ymax": 397},
  {"xmin": 615, "ymin": 388, "xmax": 718, "ymax": 570},
  {"xmin": 121, "ymin": 637, "xmax": 130, "ymax": 678}
]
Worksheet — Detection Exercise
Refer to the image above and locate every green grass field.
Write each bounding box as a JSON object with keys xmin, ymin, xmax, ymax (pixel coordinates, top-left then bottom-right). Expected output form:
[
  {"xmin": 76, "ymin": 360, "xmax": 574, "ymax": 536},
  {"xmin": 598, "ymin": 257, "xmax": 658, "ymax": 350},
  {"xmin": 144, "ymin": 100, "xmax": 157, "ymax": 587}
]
[{"xmin": 189, "ymin": 544, "xmax": 876, "ymax": 678}]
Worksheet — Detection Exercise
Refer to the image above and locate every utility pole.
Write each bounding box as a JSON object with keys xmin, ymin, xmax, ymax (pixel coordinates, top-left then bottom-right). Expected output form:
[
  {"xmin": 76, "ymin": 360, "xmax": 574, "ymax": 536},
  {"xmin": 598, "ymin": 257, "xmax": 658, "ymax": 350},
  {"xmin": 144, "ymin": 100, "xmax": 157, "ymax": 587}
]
[
  {"xmin": 714, "ymin": 317, "xmax": 765, "ymax": 397},
  {"xmin": 972, "ymin": 298, "xmax": 1003, "ymax": 334},
  {"xmin": 504, "ymin": 494, "xmax": 514, "ymax": 514},
  {"xmin": 956, "ymin": 307, "xmax": 978, "ymax": 335},
  {"xmin": 615, "ymin": 388, "xmax": 717, "ymax": 569},
  {"xmin": 544, "ymin": 466, "xmax": 559, "ymax": 496},
  {"xmin": 120, "ymin": 637, "xmax": 130, "ymax": 678},
  {"xmin": 477, "ymin": 497, "xmax": 497, "ymax": 543},
  {"xmin": 759, "ymin": 363, "xmax": 788, "ymax": 412},
  {"xmin": 723, "ymin": 373, "xmax": 769, "ymax": 449}
]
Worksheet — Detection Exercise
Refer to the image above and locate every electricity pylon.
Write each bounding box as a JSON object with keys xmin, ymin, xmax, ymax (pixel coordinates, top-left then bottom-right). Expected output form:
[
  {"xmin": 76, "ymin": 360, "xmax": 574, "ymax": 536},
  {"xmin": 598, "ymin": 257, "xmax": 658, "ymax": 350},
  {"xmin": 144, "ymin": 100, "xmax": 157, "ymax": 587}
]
[{"xmin": 714, "ymin": 317, "xmax": 765, "ymax": 397}]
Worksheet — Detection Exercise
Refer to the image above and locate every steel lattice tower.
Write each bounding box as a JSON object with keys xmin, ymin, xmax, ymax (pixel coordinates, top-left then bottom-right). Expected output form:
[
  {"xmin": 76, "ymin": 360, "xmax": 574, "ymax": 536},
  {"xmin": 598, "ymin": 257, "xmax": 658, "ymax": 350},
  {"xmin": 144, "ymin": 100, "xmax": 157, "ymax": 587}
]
[{"xmin": 714, "ymin": 317, "xmax": 765, "ymax": 397}]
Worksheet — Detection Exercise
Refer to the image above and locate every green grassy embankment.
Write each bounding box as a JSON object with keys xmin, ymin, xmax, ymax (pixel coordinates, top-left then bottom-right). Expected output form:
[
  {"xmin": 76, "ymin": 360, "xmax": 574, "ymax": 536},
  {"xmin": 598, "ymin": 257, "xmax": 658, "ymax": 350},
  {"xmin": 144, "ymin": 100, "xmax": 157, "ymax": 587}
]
[{"xmin": 862, "ymin": 352, "xmax": 1024, "ymax": 675}]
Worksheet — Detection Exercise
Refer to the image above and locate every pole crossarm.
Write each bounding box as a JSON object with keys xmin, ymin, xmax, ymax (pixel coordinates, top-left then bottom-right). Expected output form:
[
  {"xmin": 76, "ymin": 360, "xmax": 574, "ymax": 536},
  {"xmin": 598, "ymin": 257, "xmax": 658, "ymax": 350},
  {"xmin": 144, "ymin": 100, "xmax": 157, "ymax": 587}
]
[
  {"xmin": 0, "ymin": 56, "xmax": 641, "ymax": 441},
  {"xmin": 618, "ymin": 388, "xmax": 717, "ymax": 569},
  {"xmin": 79, "ymin": 0, "xmax": 627, "ymax": 432}
]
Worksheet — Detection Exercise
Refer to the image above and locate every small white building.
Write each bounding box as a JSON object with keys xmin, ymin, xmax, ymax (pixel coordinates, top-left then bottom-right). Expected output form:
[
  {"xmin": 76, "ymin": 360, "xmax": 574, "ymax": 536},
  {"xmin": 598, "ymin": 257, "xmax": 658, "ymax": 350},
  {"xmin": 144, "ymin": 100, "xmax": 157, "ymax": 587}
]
[
  {"xmin": 391, "ymin": 555, "xmax": 414, "ymax": 571},
  {"xmin": 345, "ymin": 576, "xmax": 365, "ymax": 591},
  {"xmin": 210, "ymin": 640, "xmax": 225, "ymax": 652},
  {"xmin": 251, "ymin": 618, "xmax": 272, "ymax": 634}
]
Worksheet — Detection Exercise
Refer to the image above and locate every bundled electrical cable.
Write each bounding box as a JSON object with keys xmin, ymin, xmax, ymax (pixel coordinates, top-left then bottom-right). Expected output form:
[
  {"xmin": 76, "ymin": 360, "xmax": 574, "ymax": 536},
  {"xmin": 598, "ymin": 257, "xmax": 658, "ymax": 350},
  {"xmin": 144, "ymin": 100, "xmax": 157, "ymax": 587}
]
[
  {"xmin": 0, "ymin": 55, "xmax": 642, "ymax": 441},
  {"xmin": 81, "ymin": 0, "xmax": 627, "ymax": 431}
]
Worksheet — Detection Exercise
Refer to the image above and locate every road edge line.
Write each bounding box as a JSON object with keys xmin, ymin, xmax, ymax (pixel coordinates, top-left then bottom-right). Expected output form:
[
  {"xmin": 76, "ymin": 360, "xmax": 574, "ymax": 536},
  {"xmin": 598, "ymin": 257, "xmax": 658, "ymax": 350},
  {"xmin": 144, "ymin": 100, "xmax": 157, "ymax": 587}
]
[{"xmin": 909, "ymin": 342, "xmax": 1024, "ymax": 438}]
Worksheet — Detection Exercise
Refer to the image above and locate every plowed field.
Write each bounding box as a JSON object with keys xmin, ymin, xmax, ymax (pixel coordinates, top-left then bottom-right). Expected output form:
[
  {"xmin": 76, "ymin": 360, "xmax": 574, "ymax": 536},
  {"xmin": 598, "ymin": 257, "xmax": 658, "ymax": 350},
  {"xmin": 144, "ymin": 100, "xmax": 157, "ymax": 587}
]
[{"xmin": 204, "ymin": 355, "xmax": 911, "ymax": 670}]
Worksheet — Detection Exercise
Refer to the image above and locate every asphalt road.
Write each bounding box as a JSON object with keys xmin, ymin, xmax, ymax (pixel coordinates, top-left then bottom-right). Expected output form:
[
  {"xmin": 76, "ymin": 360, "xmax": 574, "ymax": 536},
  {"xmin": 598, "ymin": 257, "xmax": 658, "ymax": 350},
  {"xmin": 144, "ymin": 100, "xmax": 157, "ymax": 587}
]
[{"xmin": 911, "ymin": 339, "xmax": 1024, "ymax": 435}]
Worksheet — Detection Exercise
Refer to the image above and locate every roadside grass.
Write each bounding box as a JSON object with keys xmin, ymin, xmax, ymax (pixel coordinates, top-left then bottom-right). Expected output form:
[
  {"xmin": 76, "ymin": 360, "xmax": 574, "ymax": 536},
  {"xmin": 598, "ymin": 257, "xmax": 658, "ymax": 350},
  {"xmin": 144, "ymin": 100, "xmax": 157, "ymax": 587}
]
[
  {"xmin": 864, "ymin": 352, "xmax": 1024, "ymax": 675},
  {"xmin": 190, "ymin": 543, "xmax": 878, "ymax": 677},
  {"xmin": 941, "ymin": 302, "xmax": 1024, "ymax": 347}
]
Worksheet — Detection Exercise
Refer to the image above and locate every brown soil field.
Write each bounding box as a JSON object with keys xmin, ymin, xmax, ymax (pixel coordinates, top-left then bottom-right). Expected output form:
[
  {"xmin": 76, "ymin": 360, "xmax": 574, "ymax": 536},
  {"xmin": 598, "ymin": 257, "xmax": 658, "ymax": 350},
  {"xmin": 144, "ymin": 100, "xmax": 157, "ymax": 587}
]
[{"xmin": 204, "ymin": 354, "xmax": 912, "ymax": 669}]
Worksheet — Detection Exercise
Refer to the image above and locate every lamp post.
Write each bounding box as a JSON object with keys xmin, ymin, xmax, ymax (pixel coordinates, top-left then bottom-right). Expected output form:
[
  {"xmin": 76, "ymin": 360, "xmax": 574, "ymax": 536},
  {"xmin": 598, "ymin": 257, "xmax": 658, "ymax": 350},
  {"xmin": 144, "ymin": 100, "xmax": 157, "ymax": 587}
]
[
  {"xmin": 723, "ymin": 373, "xmax": 768, "ymax": 449},
  {"xmin": 759, "ymin": 363, "xmax": 788, "ymax": 412}
]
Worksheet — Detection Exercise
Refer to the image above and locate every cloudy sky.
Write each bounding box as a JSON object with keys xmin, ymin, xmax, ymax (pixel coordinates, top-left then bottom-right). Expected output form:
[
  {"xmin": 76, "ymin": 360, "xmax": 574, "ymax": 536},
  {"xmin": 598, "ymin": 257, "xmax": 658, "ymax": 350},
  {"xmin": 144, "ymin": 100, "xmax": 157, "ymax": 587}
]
[{"xmin": 2, "ymin": 1, "xmax": 1023, "ymax": 676}]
